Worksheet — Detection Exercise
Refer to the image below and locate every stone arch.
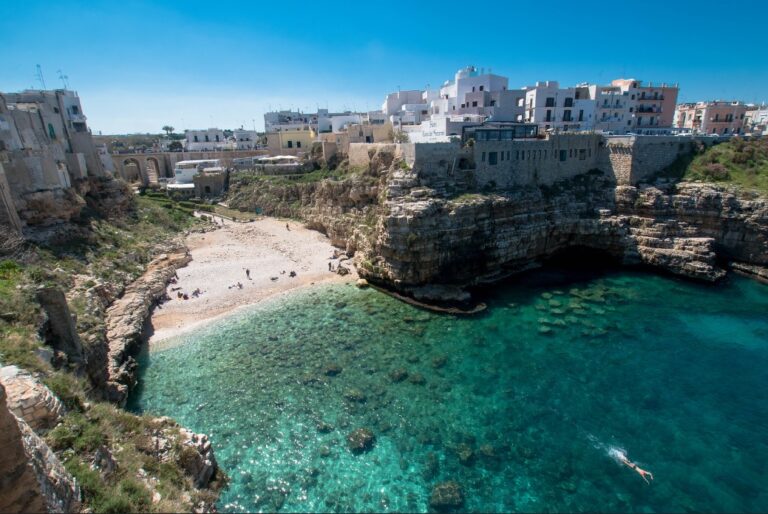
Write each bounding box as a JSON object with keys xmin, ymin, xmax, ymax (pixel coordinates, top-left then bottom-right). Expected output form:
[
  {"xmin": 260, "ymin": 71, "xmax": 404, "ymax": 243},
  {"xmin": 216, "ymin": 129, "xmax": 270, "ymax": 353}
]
[
  {"xmin": 145, "ymin": 157, "xmax": 161, "ymax": 184},
  {"xmin": 122, "ymin": 158, "xmax": 145, "ymax": 184}
]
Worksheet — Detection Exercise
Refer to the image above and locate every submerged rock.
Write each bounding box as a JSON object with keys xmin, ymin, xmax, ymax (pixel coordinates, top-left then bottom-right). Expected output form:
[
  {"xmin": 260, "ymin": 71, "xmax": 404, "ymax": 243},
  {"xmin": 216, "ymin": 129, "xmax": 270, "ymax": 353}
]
[
  {"xmin": 324, "ymin": 363, "xmax": 343, "ymax": 376},
  {"xmin": 429, "ymin": 481, "xmax": 464, "ymax": 511},
  {"xmin": 432, "ymin": 355, "xmax": 448, "ymax": 369},
  {"xmin": 408, "ymin": 373, "xmax": 426, "ymax": 385},
  {"xmin": 346, "ymin": 428, "xmax": 376, "ymax": 454},
  {"xmin": 343, "ymin": 388, "xmax": 367, "ymax": 403},
  {"xmin": 389, "ymin": 368, "xmax": 409, "ymax": 383}
]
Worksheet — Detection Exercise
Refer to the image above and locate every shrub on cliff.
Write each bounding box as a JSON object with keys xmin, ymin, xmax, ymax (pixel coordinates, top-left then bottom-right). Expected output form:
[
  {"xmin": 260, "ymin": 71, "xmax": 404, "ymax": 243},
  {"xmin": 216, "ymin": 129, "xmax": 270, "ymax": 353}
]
[{"xmin": 682, "ymin": 139, "xmax": 768, "ymax": 194}]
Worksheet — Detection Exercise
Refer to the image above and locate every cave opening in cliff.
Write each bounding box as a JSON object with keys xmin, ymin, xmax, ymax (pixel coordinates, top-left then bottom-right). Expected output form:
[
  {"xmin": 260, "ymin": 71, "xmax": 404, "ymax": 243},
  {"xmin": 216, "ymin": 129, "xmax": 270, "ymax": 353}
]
[{"xmin": 543, "ymin": 245, "xmax": 622, "ymax": 271}]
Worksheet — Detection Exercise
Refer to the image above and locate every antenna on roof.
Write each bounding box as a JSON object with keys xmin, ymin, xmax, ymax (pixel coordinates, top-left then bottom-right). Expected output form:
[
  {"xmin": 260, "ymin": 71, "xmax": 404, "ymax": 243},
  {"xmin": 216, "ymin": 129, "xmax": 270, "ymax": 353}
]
[
  {"xmin": 57, "ymin": 69, "xmax": 70, "ymax": 89},
  {"xmin": 35, "ymin": 64, "xmax": 47, "ymax": 89}
]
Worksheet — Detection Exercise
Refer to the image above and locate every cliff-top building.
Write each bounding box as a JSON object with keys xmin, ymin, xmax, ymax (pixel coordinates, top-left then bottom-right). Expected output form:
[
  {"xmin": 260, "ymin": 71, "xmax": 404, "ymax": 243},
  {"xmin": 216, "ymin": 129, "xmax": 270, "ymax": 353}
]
[
  {"xmin": 0, "ymin": 89, "xmax": 109, "ymax": 233},
  {"xmin": 675, "ymin": 101, "xmax": 749, "ymax": 135},
  {"xmin": 380, "ymin": 67, "xmax": 679, "ymax": 142}
]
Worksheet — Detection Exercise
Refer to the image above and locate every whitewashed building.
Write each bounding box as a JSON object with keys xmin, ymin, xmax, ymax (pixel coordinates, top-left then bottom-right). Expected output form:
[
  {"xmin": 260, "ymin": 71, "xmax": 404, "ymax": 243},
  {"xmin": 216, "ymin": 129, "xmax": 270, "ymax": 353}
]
[
  {"xmin": 185, "ymin": 128, "xmax": 227, "ymax": 151},
  {"xmin": 232, "ymin": 129, "xmax": 258, "ymax": 150}
]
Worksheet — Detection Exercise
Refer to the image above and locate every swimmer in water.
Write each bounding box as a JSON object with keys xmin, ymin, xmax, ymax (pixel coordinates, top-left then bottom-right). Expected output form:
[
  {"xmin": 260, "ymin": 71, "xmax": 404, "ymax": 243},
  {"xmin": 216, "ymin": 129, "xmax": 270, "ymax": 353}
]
[{"xmin": 609, "ymin": 447, "xmax": 654, "ymax": 484}]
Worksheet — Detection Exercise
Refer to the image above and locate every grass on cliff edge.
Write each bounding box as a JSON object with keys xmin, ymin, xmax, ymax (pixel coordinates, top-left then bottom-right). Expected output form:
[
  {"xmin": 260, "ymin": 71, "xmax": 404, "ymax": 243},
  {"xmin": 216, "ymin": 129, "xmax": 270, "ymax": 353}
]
[
  {"xmin": 0, "ymin": 193, "xmax": 204, "ymax": 372},
  {"xmin": 664, "ymin": 138, "xmax": 768, "ymax": 195},
  {"xmin": 2, "ymin": 192, "xmax": 219, "ymax": 513},
  {"xmin": 46, "ymin": 397, "xmax": 226, "ymax": 513}
]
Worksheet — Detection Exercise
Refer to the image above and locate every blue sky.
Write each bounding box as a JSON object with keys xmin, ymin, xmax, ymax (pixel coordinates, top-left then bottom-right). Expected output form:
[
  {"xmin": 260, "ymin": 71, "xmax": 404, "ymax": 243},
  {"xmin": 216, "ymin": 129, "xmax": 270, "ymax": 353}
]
[{"xmin": 2, "ymin": 0, "xmax": 766, "ymax": 134}]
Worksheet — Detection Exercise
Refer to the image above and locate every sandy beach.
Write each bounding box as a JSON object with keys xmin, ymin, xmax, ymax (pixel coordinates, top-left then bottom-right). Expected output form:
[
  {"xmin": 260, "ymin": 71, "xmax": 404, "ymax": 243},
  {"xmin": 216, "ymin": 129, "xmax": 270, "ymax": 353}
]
[{"xmin": 148, "ymin": 217, "xmax": 357, "ymax": 344}]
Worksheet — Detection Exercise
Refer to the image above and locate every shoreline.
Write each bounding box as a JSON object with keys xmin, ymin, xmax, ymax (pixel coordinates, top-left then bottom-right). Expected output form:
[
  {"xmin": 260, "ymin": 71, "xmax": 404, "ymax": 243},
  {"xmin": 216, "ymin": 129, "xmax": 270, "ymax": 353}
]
[{"xmin": 147, "ymin": 217, "xmax": 357, "ymax": 347}]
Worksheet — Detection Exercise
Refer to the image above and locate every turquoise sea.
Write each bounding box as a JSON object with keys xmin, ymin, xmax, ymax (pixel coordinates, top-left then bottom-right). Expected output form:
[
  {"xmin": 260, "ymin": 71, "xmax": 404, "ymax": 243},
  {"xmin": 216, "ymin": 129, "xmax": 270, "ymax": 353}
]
[{"xmin": 129, "ymin": 268, "xmax": 768, "ymax": 512}]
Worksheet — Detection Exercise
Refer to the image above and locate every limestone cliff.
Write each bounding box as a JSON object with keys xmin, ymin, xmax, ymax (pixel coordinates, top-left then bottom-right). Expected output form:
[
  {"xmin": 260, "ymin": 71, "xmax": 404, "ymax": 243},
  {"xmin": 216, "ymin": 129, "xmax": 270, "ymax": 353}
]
[
  {"xmin": 226, "ymin": 148, "xmax": 767, "ymax": 301},
  {"xmin": 0, "ymin": 384, "xmax": 80, "ymax": 513}
]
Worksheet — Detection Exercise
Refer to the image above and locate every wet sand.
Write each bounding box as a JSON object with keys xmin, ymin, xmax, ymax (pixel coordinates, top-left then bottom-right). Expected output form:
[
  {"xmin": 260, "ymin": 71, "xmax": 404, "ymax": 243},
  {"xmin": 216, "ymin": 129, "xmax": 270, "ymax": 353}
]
[{"xmin": 148, "ymin": 217, "xmax": 356, "ymax": 344}]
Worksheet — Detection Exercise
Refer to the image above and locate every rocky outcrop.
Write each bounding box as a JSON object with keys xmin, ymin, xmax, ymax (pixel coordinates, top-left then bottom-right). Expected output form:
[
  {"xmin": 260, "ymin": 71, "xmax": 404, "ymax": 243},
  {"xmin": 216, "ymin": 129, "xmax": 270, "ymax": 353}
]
[
  {"xmin": 0, "ymin": 366, "xmax": 65, "ymax": 432},
  {"xmin": 178, "ymin": 428, "xmax": 219, "ymax": 489},
  {"xmin": 225, "ymin": 154, "xmax": 767, "ymax": 298},
  {"xmin": 105, "ymin": 250, "xmax": 191, "ymax": 406},
  {"xmin": 36, "ymin": 287, "xmax": 85, "ymax": 368},
  {"xmin": 0, "ymin": 384, "xmax": 80, "ymax": 513}
]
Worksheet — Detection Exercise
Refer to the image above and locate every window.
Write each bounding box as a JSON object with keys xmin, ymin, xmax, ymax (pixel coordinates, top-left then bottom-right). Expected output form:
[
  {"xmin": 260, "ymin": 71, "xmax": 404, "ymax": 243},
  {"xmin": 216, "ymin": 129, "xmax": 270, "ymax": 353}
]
[
  {"xmin": 559, "ymin": 149, "xmax": 567, "ymax": 161},
  {"xmin": 472, "ymin": 101, "xmax": 478, "ymax": 107},
  {"xmin": 544, "ymin": 150, "xmax": 547, "ymax": 159},
  {"xmin": 627, "ymin": 120, "xmax": 631, "ymax": 126},
  {"xmin": 479, "ymin": 85, "xmax": 484, "ymax": 91},
  {"xmin": 516, "ymin": 150, "xmax": 519, "ymax": 160},
  {"xmin": 47, "ymin": 123, "xmax": 56, "ymax": 139},
  {"xmin": 569, "ymin": 149, "xmax": 574, "ymax": 157},
  {"xmin": 500, "ymin": 152, "xmax": 504, "ymax": 161},
  {"xmin": 481, "ymin": 152, "xmax": 486, "ymax": 162},
  {"xmin": 215, "ymin": 135, "xmax": 219, "ymax": 142},
  {"xmin": 563, "ymin": 110, "xmax": 572, "ymax": 122},
  {"xmin": 545, "ymin": 97, "xmax": 555, "ymax": 107},
  {"xmin": 488, "ymin": 152, "xmax": 498, "ymax": 165},
  {"xmin": 579, "ymin": 149, "xmax": 586, "ymax": 160},
  {"xmin": 564, "ymin": 98, "xmax": 574, "ymax": 107},
  {"xmin": 71, "ymin": 106, "xmax": 79, "ymax": 115},
  {"xmin": 205, "ymin": 135, "xmax": 210, "ymax": 142},
  {"xmin": 296, "ymin": 141, "xmax": 301, "ymax": 148},
  {"xmin": 545, "ymin": 110, "xmax": 552, "ymax": 122},
  {"xmin": 287, "ymin": 140, "xmax": 293, "ymax": 148},
  {"xmin": 472, "ymin": 86, "xmax": 476, "ymax": 92},
  {"xmin": 194, "ymin": 135, "xmax": 199, "ymax": 142},
  {"xmin": 578, "ymin": 110, "xmax": 584, "ymax": 122},
  {"xmin": 490, "ymin": 100, "xmax": 496, "ymax": 106},
  {"xmin": 507, "ymin": 151, "xmax": 510, "ymax": 160}
]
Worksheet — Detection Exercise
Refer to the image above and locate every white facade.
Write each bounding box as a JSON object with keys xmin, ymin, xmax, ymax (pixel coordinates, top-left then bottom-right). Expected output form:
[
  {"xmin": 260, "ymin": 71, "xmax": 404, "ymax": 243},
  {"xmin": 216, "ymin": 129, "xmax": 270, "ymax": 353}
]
[
  {"xmin": 185, "ymin": 128, "xmax": 227, "ymax": 151},
  {"xmin": 171, "ymin": 159, "xmax": 221, "ymax": 185},
  {"xmin": 330, "ymin": 114, "xmax": 363, "ymax": 133},
  {"xmin": 745, "ymin": 107, "xmax": 768, "ymax": 135},
  {"xmin": 232, "ymin": 129, "xmax": 258, "ymax": 150},
  {"xmin": 523, "ymin": 81, "xmax": 596, "ymax": 132}
]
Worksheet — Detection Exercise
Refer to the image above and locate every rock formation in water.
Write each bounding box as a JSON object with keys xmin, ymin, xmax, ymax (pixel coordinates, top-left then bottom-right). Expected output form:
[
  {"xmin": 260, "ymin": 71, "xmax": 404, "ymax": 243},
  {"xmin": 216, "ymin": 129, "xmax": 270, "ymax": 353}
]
[{"xmin": 104, "ymin": 250, "xmax": 191, "ymax": 405}]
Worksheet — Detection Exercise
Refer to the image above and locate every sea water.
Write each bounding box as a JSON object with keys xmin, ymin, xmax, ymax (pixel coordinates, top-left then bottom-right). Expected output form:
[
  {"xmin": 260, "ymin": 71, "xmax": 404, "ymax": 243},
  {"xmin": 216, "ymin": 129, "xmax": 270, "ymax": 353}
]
[{"xmin": 128, "ymin": 269, "xmax": 768, "ymax": 512}]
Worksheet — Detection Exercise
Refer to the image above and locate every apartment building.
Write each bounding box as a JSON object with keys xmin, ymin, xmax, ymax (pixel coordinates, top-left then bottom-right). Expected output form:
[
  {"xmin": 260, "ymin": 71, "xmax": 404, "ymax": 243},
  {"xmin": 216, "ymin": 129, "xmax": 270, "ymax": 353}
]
[
  {"xmin": 675, "ymin": 101, "xmax": 749, "ymax": 135},
  {"xmin": 523, "ymin": 81, "xmax": 596, "ymax": 132},
  {"xmin": 185, "ymin": 128, "xmax": 228, "ymax": 151}
]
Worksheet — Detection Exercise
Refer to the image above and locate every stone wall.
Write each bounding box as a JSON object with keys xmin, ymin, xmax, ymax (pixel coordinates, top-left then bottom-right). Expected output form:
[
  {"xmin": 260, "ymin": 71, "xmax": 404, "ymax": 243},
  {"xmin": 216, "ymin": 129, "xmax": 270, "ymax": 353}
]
[
  {"xmin": 0, "ymin": 163, "xmax": 22, "ymax": 232},
  {"xmin": 472, "ymin": 134, "xmax": 602, "ymax": 188},
  {"xmin": 0, "ymin": 366, "xmax": 66, "ymax": 433},
  {"xmin": 348, "ymin": 143, "xmax": 402, "ymax": 169}
]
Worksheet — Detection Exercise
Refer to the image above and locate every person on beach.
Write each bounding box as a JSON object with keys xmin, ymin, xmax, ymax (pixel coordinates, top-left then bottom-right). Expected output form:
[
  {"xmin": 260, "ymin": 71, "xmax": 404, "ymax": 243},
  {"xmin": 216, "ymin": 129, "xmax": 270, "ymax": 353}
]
[
  {"xmin": 610, "ymin": 448, "xmax": 654, "ymax": 484},
  {"xmin": 328, "ymin": 262, "xmax": 332, "ymax": 271},
  {"xmin": 286, "ymin": 223, "xmax": 290, "ymax": 231},
  {"xmin": 237, "ymin": 282, "xmax": 243, "ymax": 289},
  {"xmin": 289, "ymin": 271, "xmax": 296, "ymax": 278},
  {"xmin": 245, "ymin": 268, "xmax": 251, "ymax": 280}
]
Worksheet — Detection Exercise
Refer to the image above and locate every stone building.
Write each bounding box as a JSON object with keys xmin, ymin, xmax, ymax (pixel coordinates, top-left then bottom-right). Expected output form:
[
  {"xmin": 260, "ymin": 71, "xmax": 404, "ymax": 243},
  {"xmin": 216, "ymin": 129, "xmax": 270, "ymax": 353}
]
[{"xmin": 0, "ymin": 89, "xmax": 109, "ymax": 233}]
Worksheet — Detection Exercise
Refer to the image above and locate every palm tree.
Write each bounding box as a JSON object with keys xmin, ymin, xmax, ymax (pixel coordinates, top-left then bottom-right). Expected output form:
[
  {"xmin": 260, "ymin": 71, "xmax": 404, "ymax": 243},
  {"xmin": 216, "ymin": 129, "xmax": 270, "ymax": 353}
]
[{"xmin": 162, "ymin": 125, "xmax": 174, "ymax": 136}]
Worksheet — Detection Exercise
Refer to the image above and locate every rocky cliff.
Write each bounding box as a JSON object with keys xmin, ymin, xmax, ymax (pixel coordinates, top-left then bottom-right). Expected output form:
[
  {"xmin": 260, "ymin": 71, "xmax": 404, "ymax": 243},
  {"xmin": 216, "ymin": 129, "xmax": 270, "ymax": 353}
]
[
  {"xmin": 0, "ymin": 384, "xmax": 80, "ymax": 513},
  {"xmin": 226, "ymin": 149, "xmax": 768, "ymax": 302}
]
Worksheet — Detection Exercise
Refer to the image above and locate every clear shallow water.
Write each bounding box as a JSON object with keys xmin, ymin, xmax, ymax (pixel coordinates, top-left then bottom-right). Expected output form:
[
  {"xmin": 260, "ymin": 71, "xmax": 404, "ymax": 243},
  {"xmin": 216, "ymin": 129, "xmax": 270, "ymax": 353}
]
[{"xmin": 129, "ymin": 269, "xmax": 768, "ymax": 512}]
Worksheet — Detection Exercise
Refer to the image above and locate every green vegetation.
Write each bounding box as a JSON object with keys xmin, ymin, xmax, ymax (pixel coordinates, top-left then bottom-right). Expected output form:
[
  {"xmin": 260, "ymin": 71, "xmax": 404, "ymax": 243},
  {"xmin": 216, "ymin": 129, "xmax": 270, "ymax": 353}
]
[
  {"xmin": 0, "ymin": 190, "xmax": 219, "ymax": 512},
  {"xmin": 664, "ymin": 138, "xmax": 768, "ymax": 195},
  {"xmin": 46, "ymin": 401, "xmax": 226, "ymax": 513}
]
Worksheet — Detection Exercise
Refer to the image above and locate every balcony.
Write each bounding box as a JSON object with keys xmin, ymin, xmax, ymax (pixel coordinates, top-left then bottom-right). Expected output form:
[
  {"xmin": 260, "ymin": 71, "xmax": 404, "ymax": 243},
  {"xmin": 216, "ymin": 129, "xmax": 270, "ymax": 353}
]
[
  {"xmin": 636, "ymin": 106, "xmax": 661, "ymax": 114},
  {"xmin": 638, "ymin": 95, "xmax": 664, "ymax": 101}
]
